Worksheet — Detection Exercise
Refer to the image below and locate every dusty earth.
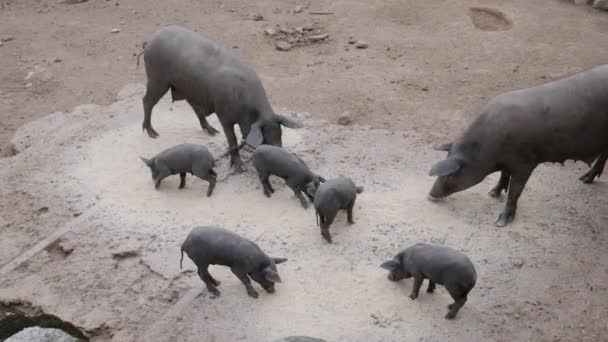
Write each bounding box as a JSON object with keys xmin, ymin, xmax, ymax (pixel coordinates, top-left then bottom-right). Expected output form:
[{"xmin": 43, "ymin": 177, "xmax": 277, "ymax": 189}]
[{"xmin": 1, "ymin": 0, "xmax": 608, "ymax": 341}]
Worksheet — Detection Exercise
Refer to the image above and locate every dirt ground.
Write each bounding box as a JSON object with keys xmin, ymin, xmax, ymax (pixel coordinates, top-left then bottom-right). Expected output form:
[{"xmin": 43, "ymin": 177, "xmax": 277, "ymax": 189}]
[{"xmin": 1, "ymin": 0, "xmax": 608, "ymax": 341}]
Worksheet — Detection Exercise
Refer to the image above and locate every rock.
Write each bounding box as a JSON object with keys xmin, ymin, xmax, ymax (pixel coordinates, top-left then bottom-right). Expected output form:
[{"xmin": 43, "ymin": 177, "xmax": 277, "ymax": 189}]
[
  {"xmin": 280, "ymin": 27, "xmax": 294, "ymax": 35},
  {"xmin": 275, "ymin": 40, "xmax": 293, "ymax": 51},
  {"xmin": 303, "ymin": 24, "xmax": 314, "ymax": 31},
  {"xmin": 24, "ymin": 83, "xmax": 33, "ymax": 88},
  {"xmin": 355, "ymin": 41, "xmax": 369, "ymax": 49},
  {"xmin": 348, "ymin": 37, "xmax": 357, "ymax": 44},
  {"xmin": 294, "ymin": 27, "xmax": 304, "ymax": 34},
  {"xmin": 264, "ymin": 28, "xmax": 277, "ymax": 36},
  {"xmin": 337, "ymin": 111, "xmax": 353, "ymax": 125},
  {"xmin": 294, "ymin": 5, "xmax": 303, "ymax": 13},
  {"xmin": 110, "ymin": 28, "xmax": 120, "ymax": 33},
  {"xmin": 251, "ymin": 14, "xmax": 264, "ymax": 21},
  {"xmin": 593, "ymin": 0, "xmax": 608, "ymax": 10},
  {"xmin": 309, "ymin": 34, "xmax": 328, "ymax": 42},
  {"xmin": 5, "ymin": 327, "xmax": 78, "ymax": 342},
  {"xmin": 54, "ymin": 57, "xmax": 62, "ymax": 63},
  {"xmin": 1, "ymin": 35, "xmax": 14, "ymax": 42},
  {"xmin": 0, "ymin": 41, "xmax": 3, "ymax": 47},
  {"xmin": 512, "ymin": 258, "xmax": 525, "ymax": 269}
]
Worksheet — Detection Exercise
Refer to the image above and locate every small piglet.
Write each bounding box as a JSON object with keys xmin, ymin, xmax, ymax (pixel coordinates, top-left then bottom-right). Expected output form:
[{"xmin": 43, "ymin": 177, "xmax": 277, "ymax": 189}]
[
  {"xmin": 252, "ymin": 145, "xmax": 325, "ymax": 208},
  {"xmin": 180, "ymin": 226, "xmax": 287, "ymax": 298},
  {"xmin": 381, "ymin": 243, "xmax": 477, "ymax": 319},
  {"xmin": 140, "ymin": 143, "xmax": 217, "ymax": 196},
  {"xmin": 313, "ymin": 176, "xmax": 363, "ymax": 243}
]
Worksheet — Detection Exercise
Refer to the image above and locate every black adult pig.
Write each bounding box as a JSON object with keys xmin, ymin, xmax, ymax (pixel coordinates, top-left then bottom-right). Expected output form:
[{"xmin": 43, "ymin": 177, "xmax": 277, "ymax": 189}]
[
  {"xmin": 180, "ymin": 226, "xmax": 287, "ymax": 298},
  {"xmin": 141, "ymin": 25, "xmax": 302, "ymax": 173},
  {"xmin": 140, "ymin": 143, "xmax": 216, "ymax": 196},
  {"xmin": 252, "ymin": 145, "xmax": 325, "ymax": 209},
  {"xmin": 313, "ymin": 177, "xmax": 364, "ymax": 243},
  {"xmin": 428, "ymin": 65, "xmax": 608, "ymax": 226},
  {"xmin": 381, "ymin": 243, "xmax": 477, "ymax": 319}
]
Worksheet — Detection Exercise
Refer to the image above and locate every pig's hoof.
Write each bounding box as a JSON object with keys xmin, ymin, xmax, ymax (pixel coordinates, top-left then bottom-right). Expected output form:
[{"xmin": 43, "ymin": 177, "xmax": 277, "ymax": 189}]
[
  {"xmin": 579, "ymin": 173, "xmax": 595, "ymax": 184},
  {"xmin": 495, "ymin": 213, "xmax": 513, "ymax": 227},
  {"xmin": 447, "ymin": 303, "xmax": 454, "ymax": 310},
  {"xmin": 427, "ymin": 194, "xmax": 443, "ymax": 202},
  {"xmin": 247, "ymin": 290, "xmax": 259, "ymax": 299},
  {"xmin": 426, "ymin": 288, "xmax": 434, "ymax": 293},
  {"xmin": 300, "ymin": 202, "xmax": 309, "ymax": 209},
  {"xmin": 209, "ymin": 289, "xmax": 221, "ymax": 297},
  {"xmin": 347, "ymin": 219, "xmax": 355, "ymax": 225},
  {"xmin": 322, "ymin": 235, "xmax": 332, "ymax": 244},
  {"xmin": 409, "ymin": 293, "xmax": 418, "ymax": 300},
  {"xmin": 445, "ymin": 311, "xmax": 457, "ymax": 320},
  {"xmin": 488, "ymin": 189, "xmax": 501, "ymax": 198},
  {"xmin": 145, "ymin": 129, "xmax": 159, "ymax": 139},
  {"xmin": 204, "ymin": 126, "xmax": 220, "ymax": 136},
  {"xmin": 179, "ymin": 185, "xmax": 185, "ymax": 190}
]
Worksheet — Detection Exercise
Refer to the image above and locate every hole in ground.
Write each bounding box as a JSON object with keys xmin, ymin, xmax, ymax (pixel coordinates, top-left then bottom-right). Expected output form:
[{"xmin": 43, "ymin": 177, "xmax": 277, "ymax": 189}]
[
  {"xmin": 468, "ymin": 7, "xmax": 513, "ymax": 31},
  {"xmin": 0, "ymin": 303, "xmax": 89, "ymax": 341}
]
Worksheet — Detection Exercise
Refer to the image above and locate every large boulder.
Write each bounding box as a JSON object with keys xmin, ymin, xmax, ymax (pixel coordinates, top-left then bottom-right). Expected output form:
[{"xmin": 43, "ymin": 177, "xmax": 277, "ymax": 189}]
[{"xmin": 5, "ymin": 327, "xmax": 78, "ymax": 342}]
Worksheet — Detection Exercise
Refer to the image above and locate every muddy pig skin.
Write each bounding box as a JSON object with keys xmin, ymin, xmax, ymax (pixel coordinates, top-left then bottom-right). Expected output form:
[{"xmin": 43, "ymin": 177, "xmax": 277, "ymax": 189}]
[
  {"xmin": 313, "ymin": 177, "xmax": 364, "ymax": 243},
  {"xmin": 141, "ymin": 25, "xmax": 302, "ymax": 173},
  {"xmin": 428, "ymin": 65, "xmax": 608, "ymax": 227},
  {"xmin": 180, "ymin": 226, "xmax": 287, "ymax": 298},
  {"xmin": 252, "ymin": 145, "xmax": 325, "ymax": 209},
  {"xmin": 381, "ymin": 243, "xmax": 477, "ymax": 319},
  {"xmin": 140, "ymin": 143, "xmax": 216, "ymax": 197}
]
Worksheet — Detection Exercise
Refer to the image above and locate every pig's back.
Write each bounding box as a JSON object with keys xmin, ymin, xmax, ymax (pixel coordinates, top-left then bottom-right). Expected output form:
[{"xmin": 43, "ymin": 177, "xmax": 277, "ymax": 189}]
[{"xmin": 184, "ymin": 226, "xmax": 257, "ymax": 267}]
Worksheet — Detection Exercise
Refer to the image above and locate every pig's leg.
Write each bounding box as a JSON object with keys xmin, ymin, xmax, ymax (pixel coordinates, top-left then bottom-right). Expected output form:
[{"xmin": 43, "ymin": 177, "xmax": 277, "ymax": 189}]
[
  {"xmin": 287, "ymin": 181, "xmax": 309, "ymax": 208},
  {"xmin": 154, "ymin": 168, "xmax": 171, "ymax": 190},
  {"xmin": 197, "ymin": 266, "xmax": 221, "ymax": 297},
  {"xmin": 142, "ymin": 81, "xmax": 169, "ymax": 138},
  {"xmin": 427, "ymin": 281, "xmax": 436, "ymax": 293},
  {"xmin": 320, "ymin": 213, "xmax": 336, "ymax": 243},
  {"xmin": 231, "ymin": 267, "xmax": 259, "ymax": 298},
  {"xmin": 257, "ymin": 171, "xmax": 273, "ymax": 197},
  {"xmin": 179, "ymin": 173, "xmax": 187, "ymax": 189},
  {"xmin": 409, "ymin": 275, "xmax": 424, "ymax": 300},
  {"xmin": 495, "ymin": 165, "xmax": 535, "ymax": 227},
  {"xmin": 187, "ymin": 100, "xmax": 219, "ymax": 136},
  {"xmin": 193, "ymin": 165, "xmax": 217, "ymax": 197},
  {"xmin": 346, "ymin": 199, "xmax": 356, "ymax": 224},
  {"xmin": 221, "ymin": 122, "xmax": 246, "ymax": 173},
  {"xmin": 489, "ymin": 171, "xmax": 510, "ymax": 198},
  {"xmin": 580, "ymin": 151, "xmax": 608, "ymax": 184},
  {"xmin": 445, "ymin": 287, "xmax": 468, "ymax": 319}
]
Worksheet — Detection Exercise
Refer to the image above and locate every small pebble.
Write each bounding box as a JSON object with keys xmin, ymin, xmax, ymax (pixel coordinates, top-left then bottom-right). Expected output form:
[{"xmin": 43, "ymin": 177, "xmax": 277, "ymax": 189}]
[
  {"xmin": 1, "ymin": 35, "xmax": 14, "ymax": 42},
  {"xmin": 25, "ymin": 83, "xmax": 33, "ymax": 88},
  {"xmin": 348, "ymin": 37, "xmax": 357, "ymax": 44},
  {"xmin": 252, "ymin": 14, "xmax": 264, "ymax": 21},
  {"xmin": 512, "ymin": 258, "xmax": 525, "ymax": 269},
  {"xmin": 294, "ymin": 5, "xmax": 303, "ymax": 13},
  {"xmin": 280, "ymin": 27, "xmax": 294, "ymax": 35},
  {"xmin": 264, "ymin": 28, "xmax": 277, "ymax": 36},
  {"xmin": 309, "ymin": 33, "xmax": 328, "ymax": 42},
  {"xmin": 275, "ymin": 40, "xmax": 293, "ymax": 51},
  {"xmin": 355, "ymin": 41, "xmax": 369, "ymax": 49},
  {"xmin": 54, "ymin": 57, "xmax": 62, "ymax": 63},
  {"xmin": 337, "ymin": 111, "xmax": 353, "ymax": 125},
  {"xmin": 111, "ymin": 28, "xmax": 120, "ymax": 33},
  {"xmin": 294, "ymin": 27, "xmax": 304, "ymax": 34}
]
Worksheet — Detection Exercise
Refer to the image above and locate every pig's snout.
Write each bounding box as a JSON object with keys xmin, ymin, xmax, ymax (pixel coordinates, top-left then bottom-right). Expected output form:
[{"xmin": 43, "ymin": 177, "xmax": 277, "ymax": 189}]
[{"xmin": 428, "ymin": 177, "xmax": 451, "ymax": 201}]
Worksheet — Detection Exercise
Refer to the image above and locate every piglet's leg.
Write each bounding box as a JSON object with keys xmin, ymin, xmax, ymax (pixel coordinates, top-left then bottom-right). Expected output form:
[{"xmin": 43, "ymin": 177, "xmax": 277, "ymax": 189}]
[
  {"xmin": 179, "ymin": 173, "xmax": 187, "ymax": 189},
  {"xmin": 489, "ymin": 171, "xmax": 510, "ymax": 198},
  {"xmin": 231, "ymin": 267, "xmax": 259, "ymax": 298},
  {"xmin": 580, "ymin": 151, "xmax": 608, "ymax": 184},
  {"xmin": 409, "ymin": 275, "xmax": 424, "ymax": 300},
  {"xmin": 198, "ymin": 267, "xmax": 220, "ymax": 297},
  {"xmin": 427, "ymin": 281, "xmax": 436, "ymax": 293}
]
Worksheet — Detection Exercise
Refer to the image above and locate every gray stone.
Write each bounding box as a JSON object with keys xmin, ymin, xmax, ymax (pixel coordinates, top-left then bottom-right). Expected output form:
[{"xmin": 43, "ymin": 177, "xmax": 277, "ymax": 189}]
[
  {"xmin": 294, "ymin": 5, "xmax": 303, "ymax": 14},
  {"xmin": 337, "ymin": 111, "xmax": 353, "ymax": 125},
  {"xmin": 275, "ymin": 40, "xmax": 293, "ymax": 51},
  {"xmin": 309, "ymin": 34, "xmax": 329, "ymax": 42},
  {"xmin": 6, "ymin": 327, "xmax": 78, "ymax": 342},
  {"xmin": 264, "ymin": 28, "xmax": 277, "ymax": 36},
  {"xmin": 252, "ymin": 14, "xmax": 264, "ymax": 21},
  {"xmin": 1, "ymin": 35, "xmax": 14, "ymax": 42},
  {"xmin": 110, "ymin": 28, "xmax": 120, "ymax": 33},
  {"xmin": 355, "ymin": 41, "xmax": 369, "ymax": 49}
]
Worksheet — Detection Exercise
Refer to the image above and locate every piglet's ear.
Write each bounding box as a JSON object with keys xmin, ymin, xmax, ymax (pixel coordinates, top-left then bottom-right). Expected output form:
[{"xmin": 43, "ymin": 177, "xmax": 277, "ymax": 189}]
[
  {"xmin": 380, "ymin": 259, "xmax": 399, "ymax": 271},
  {"xmin": 275, "ymin": 114, "xmax": 303, "ymax": 129},
  {"xmin": 429, "ymin": 158, "xmax": 461, "ymax": 177},
  {"xmin": 264, "ymin": 267, "xmax": 282, "ymax": 283},
  {"xmin": 245, "ymin": 122, "xmax": 264, "ymax": 148},
  {"xmin": 272, "ymin": 257, "xmax": 288, "ymax": 264},
  {"xmin": 140, "ymin": 156, "xmax": 153, "ymax": 167}
]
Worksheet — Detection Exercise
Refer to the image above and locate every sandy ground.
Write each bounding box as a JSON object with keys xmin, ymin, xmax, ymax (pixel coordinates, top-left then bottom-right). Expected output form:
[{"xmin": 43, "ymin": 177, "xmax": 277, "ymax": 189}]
[
  {"xmin": 1, "ymin": 0, "xmax": 608, "ymax": 341},
  {"xmin": 0, "ymin": 84, "xmax": 607, "ymax": 341}
]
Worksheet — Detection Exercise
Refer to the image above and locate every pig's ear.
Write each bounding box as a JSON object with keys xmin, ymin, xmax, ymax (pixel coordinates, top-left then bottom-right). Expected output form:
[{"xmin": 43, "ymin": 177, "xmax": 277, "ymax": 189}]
[
  {"xmin": 245, "ymin": 122, "xmax": 264, "ymax": 148},
  {"xmin": 272, "ymin": 257, "xmax": 288, "ymax": 264},
  {"xmin": 275, "ymin": 114, "xmax": 303, "ymax": 129},
  {"xmin": 380, "ymin": 259, "xmax": 399, "ymax": 271},
  {"xmin": 263, "ymin": 267, "xmax": 282, "ymax": 283},
  {"xmin": 140, "ymin": 156, "xmax": 153, "ymax": 167},
  {"xmin": 433, "ymin": 143, "xmax": 452, "ymax": 152},
  {"xmin": 429, "ymin": 158, "xmax": 461, "ymax": 177}
]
